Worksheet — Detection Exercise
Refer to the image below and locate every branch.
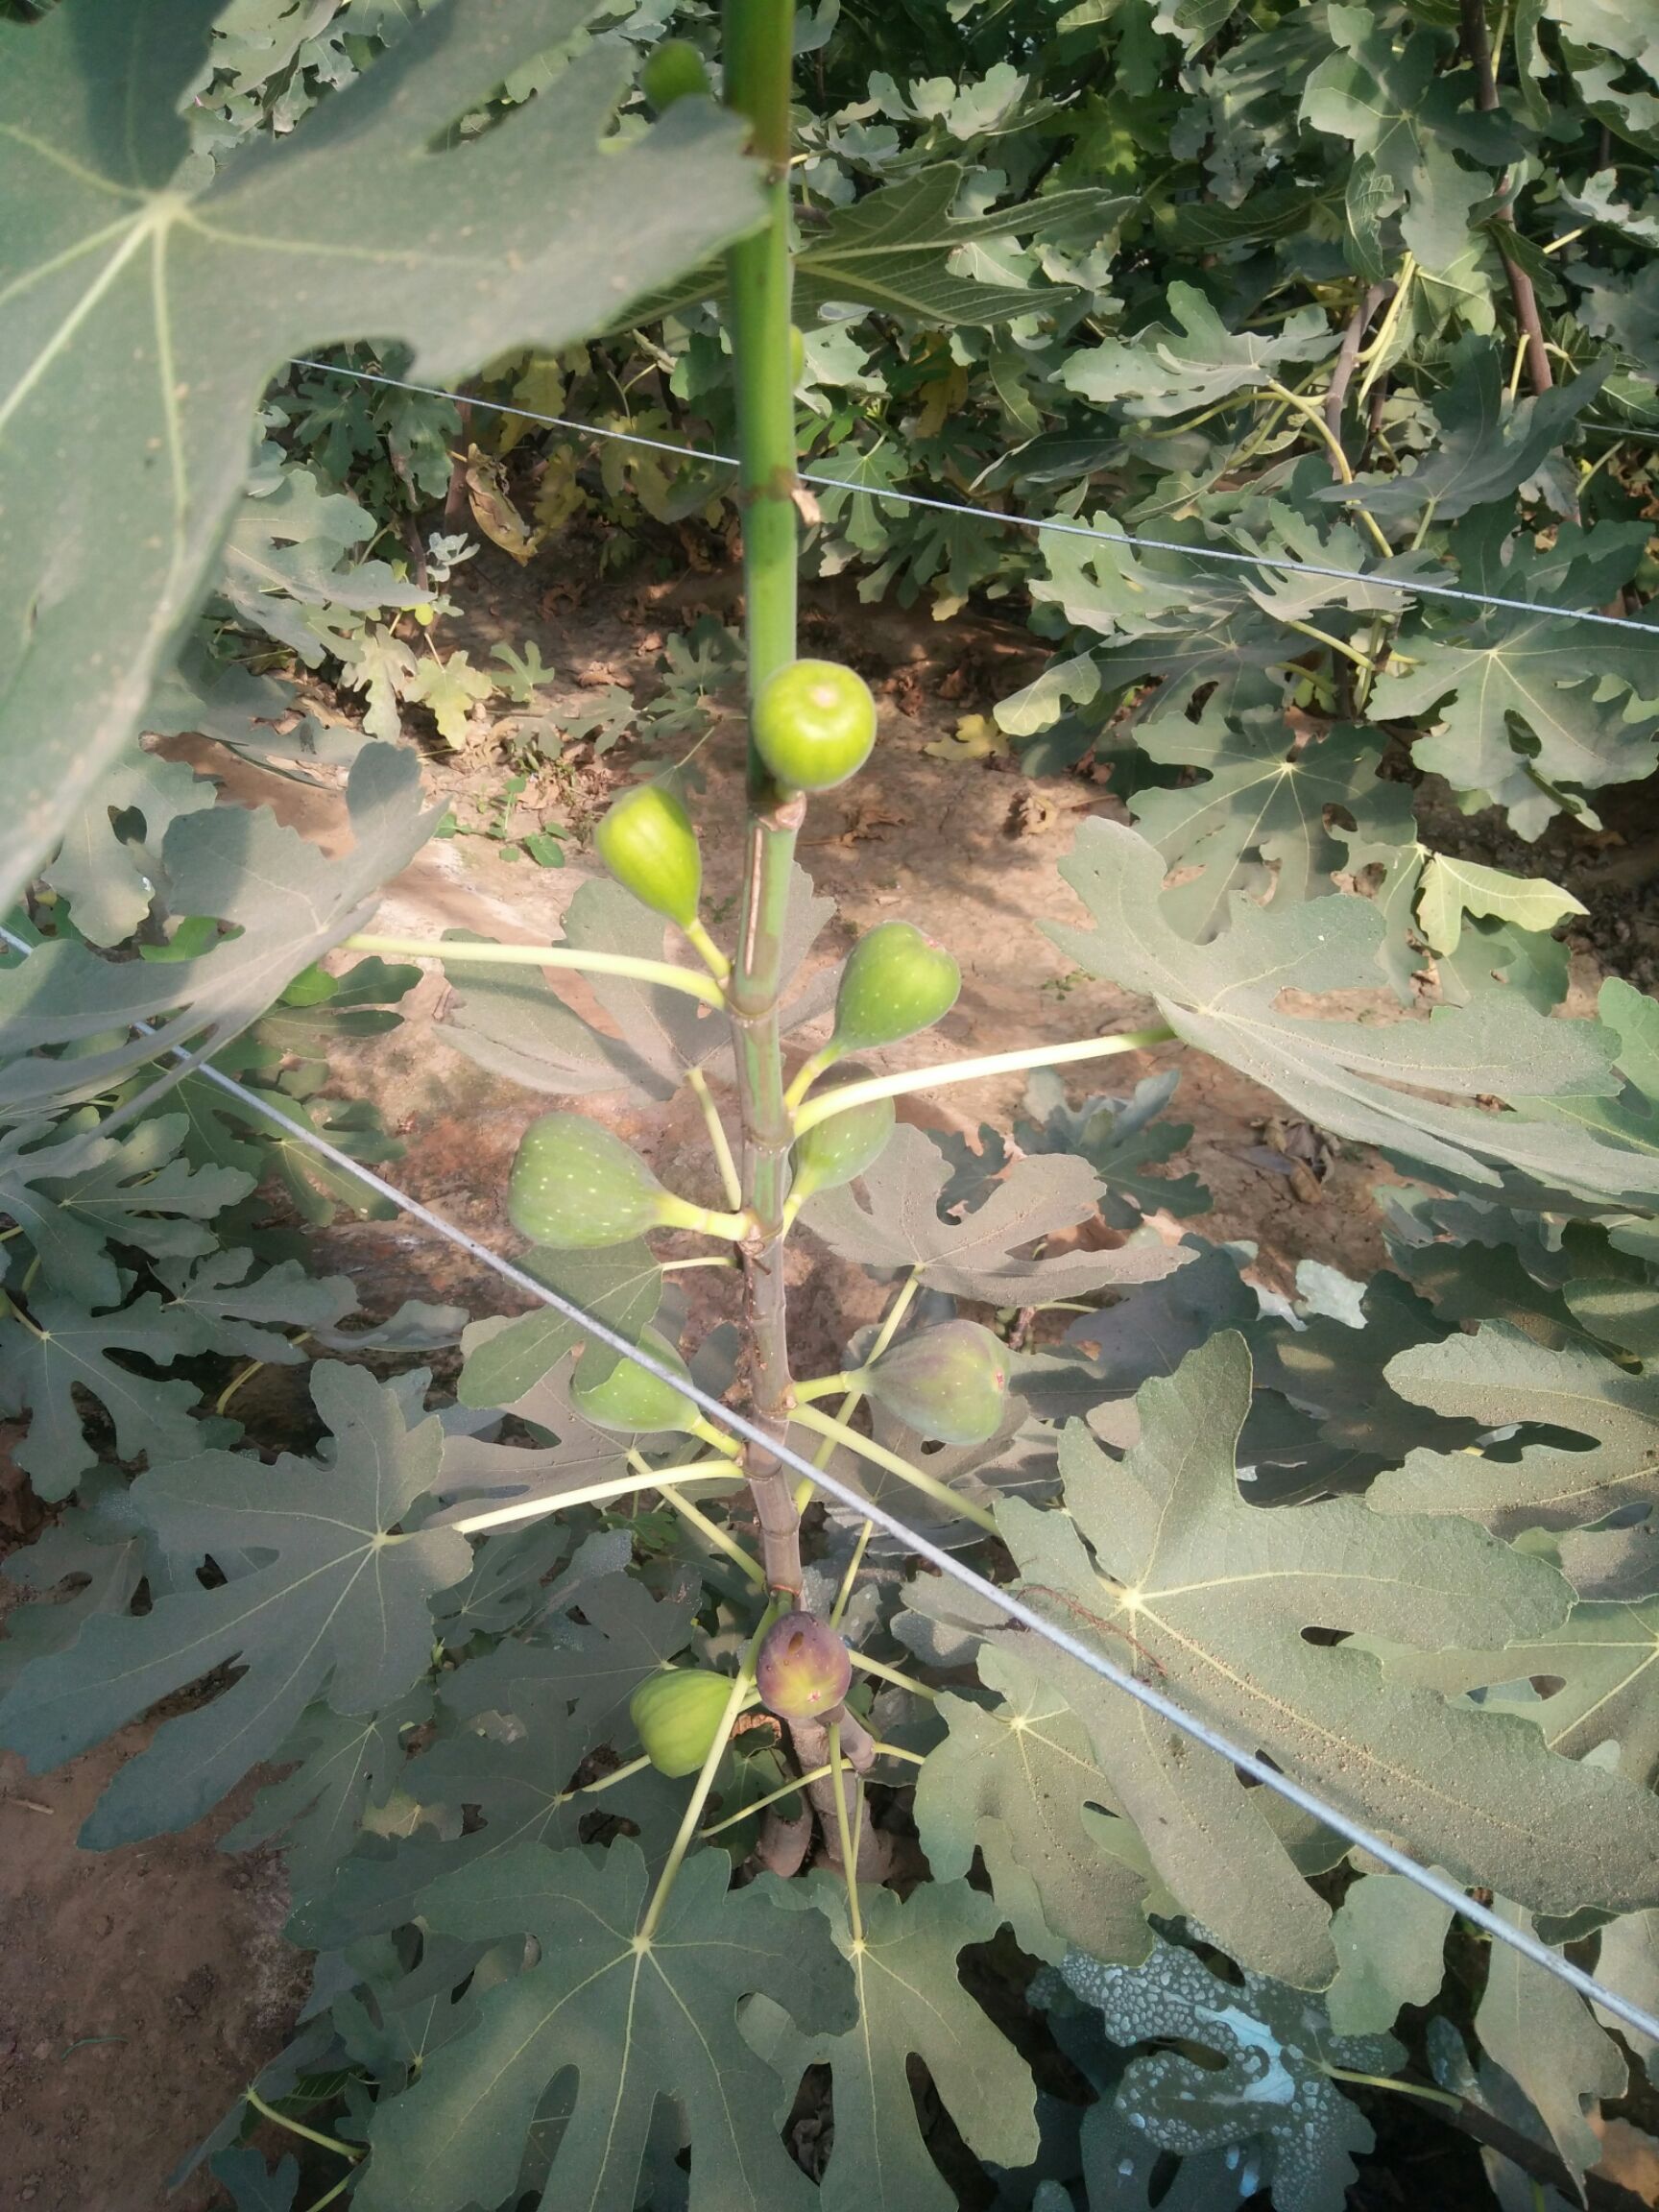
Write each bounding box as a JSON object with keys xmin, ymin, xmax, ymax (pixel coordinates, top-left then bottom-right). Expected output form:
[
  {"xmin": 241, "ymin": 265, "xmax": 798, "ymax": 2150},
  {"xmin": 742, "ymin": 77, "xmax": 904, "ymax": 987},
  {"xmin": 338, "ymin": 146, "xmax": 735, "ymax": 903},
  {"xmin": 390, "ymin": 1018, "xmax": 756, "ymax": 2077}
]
[
  {"xmin": 1459, "ymin": 0, "xmax": 1552, "ymax": 394},
  {"xmin": 1323, "ymin": 282, "xmax": 1394, "ymax": 444}
]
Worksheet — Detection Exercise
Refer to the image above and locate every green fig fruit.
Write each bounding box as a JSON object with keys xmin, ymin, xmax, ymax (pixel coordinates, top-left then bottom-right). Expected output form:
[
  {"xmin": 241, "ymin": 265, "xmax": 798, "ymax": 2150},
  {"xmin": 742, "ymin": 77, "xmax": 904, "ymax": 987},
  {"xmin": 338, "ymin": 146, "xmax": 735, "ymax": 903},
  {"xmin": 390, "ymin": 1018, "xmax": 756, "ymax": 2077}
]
[
  {"xmin": 752, "ymin": 659, "xmax": 878, "ymax": 793},
  {"xmin": 572, "ymin": 1328, "xmax": 699, "ymax": 1435},
  {"xmin": 631, "ymin": 1668, "xmax": 732, "ymax": 1776},
  {"xmin": 510, "ymin": 1114, "xmax": 745, "ymax": 1249},
  {"xmin": 756, "ymin": 1611, "xmax": 853, "ymax": 1723},
  {"xmin": 640, "ymin": 37, "xmax": 711, "ymax": 111},
  {"xmin": 788, "ymin": 1085, "xmax": 895, "ymax": 1210},
  {"xmin": 830, "ymin": 922, "xmax": 960, "ymax": 1054},
  {"xmin": 864, "ymin": 1319, "xmax": 1008, "ymax": 1445},
  {"xmin": 594, "ymin": 783, "xmax": 701, "ymax": 927}
]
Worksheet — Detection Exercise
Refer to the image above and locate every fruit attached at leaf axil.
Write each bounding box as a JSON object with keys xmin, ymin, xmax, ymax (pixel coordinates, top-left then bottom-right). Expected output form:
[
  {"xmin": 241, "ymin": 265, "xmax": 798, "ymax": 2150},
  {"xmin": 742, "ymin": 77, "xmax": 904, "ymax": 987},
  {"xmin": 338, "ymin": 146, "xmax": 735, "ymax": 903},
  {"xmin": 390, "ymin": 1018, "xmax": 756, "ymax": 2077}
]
[
  {"xmin": 864, "ymin": 1319, "xmax": 1008, "ymax": 1445},
  {"xmin": 752, "ymin": 658, "xmax": 878, "ymax": 792},
  {"xmin": 509, "ymin": 1113, "xmax": 749, "ymax": 1248},
  {"xmin": 830, "ymin": 921, "xmax": 960, "ymax": 1053},
  {"xmin": 757, "ymin": 1610, "xmax": 854, "ymax": 1722},
  {"xmin": 594, "ymin": 782, "xmax": 702, "ymax": 927},
  {"xmin": 631, "ymin": 1668, "xmax": 733, "ymax": 1775}
]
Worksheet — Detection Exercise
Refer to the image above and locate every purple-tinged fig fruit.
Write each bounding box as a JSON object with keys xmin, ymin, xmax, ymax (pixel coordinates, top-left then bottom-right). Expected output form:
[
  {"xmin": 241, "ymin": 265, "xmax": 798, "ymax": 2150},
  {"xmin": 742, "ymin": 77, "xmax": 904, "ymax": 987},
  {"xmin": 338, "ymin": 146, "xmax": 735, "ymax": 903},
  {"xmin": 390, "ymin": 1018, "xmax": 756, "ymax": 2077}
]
[
  {"xmin": 756, "ymin": 1610, "xmax": 853, "ymax": 1723},
  {"xmin": 864, "ymin": 1319, "xmax": 1008, "ymax": 1445}
]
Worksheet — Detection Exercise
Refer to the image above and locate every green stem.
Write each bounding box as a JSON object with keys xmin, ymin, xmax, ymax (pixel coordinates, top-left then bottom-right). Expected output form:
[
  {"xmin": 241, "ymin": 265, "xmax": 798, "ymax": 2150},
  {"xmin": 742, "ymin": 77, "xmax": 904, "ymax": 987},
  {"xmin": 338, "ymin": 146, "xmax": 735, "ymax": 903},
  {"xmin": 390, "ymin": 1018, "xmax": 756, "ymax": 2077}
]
[
  {"xmin": 655, "ymin": 1477, "xmax": 767, "ymax": 1588},
  {"xmin": 342, "ymin": 932, "xmax": 725, "ymax": 1007},
  {"xmin": 852, "ymin": 1651, "xmax": 937, "ymax": 1701},
  {"xmin": 683, "ymin": 916, "xmax": 733, "ymax": 985},
  {"xmin": 792, "ymin": 1370, "xmax": 857, "ymax": 1403},
  {"xmin": 450, "ymin": 1457, "xmax": 739, "ymax": 1537},
  {"xmin": 789, "ymin": 1404, "xmax": 999, "ymax": 1532},
  {"xmin": 686, "ymin": 1068, "xmax": 744, "ymax": 1212},
  {"xmin": 700, "ymin": 1761, "xmax": 831, "ymax": 1838},
  {"xmin": 869, "ymin": 1739, "xmax": 927, "ymax": 1764},
  {"xmin": 1316, "ymin": 2064, "xmax": 1461, "ymax": 2113},
  {"xmin": 244, "ymin": 2087, "xmax": 362, "ymax": 2161},
  {"xmin": 830, "ymin": 1517, "xmax": 875, "ymax": 1627},
  {"xmin": 792, "ymin": 1027, "xmax": 1174, "ymax": 1136},
  {"xmin": 725, "ymin": 0, "xmax": 805, "ymax": 1598},
  {"xmin": 828, "ymin": 1719, "xmax": 864, "ymax": 1940},
  {"xmin": 639, "ymin": 1598, "xmax": 781, "ymax": 1939},
  {"xmin": 782, "ymin": 1042, "xmax": 838, "ymax": 1112}
]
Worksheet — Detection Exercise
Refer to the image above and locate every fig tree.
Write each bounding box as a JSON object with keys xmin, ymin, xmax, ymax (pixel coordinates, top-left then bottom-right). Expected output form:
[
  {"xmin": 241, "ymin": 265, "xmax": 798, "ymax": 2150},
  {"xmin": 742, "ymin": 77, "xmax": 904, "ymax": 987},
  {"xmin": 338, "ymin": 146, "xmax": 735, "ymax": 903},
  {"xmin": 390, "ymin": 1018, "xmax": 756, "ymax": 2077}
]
[
  {"xmin": 640, "ymin": 37, "xmax": 710, "ymax": 111},
  {"xmin": 630, "ymin": 1668, "xmax": 732, "ymax": 1776},
  {"xmin": 831, "ymin": 921, "xmax": 960, "ymax": 1054},
  {"xmin": 757, "ymin": 1610, "xmax": 853, "ymax": 1723},
  {"xmin": 864, "ymin": 1319, "xmax": 1008, "ymax": 1445},
  {"xmin": 509, "ymin": 1113, "xmax": 747, "ymax": 1248},
  {"xmin": 752, "ymin": 659, "xmax": 877, "ymax": 793},
  {"xmin": 571, "ymin": 1328, "xmax": 698, "ymax": 1435},
  {"xmin": 593, "ymin": 783, "xmax": 702, "ymax": 928}
]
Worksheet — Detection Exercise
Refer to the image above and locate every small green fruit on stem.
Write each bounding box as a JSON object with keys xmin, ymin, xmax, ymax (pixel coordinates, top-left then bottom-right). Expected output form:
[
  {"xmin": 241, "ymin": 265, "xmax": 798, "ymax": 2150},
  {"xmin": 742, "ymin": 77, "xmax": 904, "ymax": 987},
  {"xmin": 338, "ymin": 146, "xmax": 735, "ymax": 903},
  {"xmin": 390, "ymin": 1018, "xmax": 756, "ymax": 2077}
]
[
  {"xmin": 752, "ymin": 659, "xmax": 878, "ymax": 793},
  {"xmin": 863, "ymin": 1319, "xmax": 1009, "ymax": 1445},
  {"xmin": 509, "ymin": 1113, "xmax": 750, "ymax": 1248},
  {"xmin": 594, "ymin": 784, "xmax": 730, "ymax": 981},
  {"xmin": 640, "ymin": 36, "xmax": 711, "ymax": 111},
  {"xmin": 756, "ymin": 1609, "xmax": 853, "ymax": 1721},
  {"xmin": 784, "ymin": 921, "xmax": 962, "ymax": 1107},
  {"xmin": 631, "ymin": 1668, "xmax": 735, "ymax": 1776},
  {"xmin": 573, "ymin": 1330, "xmax": 741, "ymax": 1453},
  {"xmin": 782, "ymin": 1080, "xmax": 895, "ymax": 1225}
]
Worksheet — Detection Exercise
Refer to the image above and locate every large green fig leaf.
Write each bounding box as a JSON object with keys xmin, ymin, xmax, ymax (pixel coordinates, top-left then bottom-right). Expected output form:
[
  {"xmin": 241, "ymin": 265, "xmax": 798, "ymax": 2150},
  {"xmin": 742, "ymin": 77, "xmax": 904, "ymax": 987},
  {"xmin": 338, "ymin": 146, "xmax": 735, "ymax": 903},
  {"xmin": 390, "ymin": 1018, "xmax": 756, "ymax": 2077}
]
[
  {"xmin": 805, "ymin": 1121, "xmax": 1183, "ymax": 1300},
  {"xmin": 1048, "ymin": 818, "xmax": 1659, "ymax": 1210},
  {"xmin": 0, "ymin": 1288, "xmax": 211, "ymax": 1501},
  {"xmin": 1373, "ymin": 1324, "xmax": 1659, "ymax": 1537},
  {"xmin": 914, "ymin": 1642, "xmax": 1154, "ymax": 1966},
  {"xmin": 0, "ymin": 1361, "xmax": 471, "ymax": 1839},
  {"xmin": 0, "ymin": 0, "xmax": 761, "ymax": 906},
  {"xmin": 1324, "ymin": 1872, "xmax": 1455, "ymax": 2036},
  {"xmin": 1475, "ymin": 1905, "xmax": 1627, "ymax": 2193},
  {"xmin": 0, "ymin": 745, "xmax": 433, "ymax": 1123},
  {"xmin": 909, "ymin": 1334, "xmax": 1659, "ymax": 1986},
  {"xmin": 1062, "ymin": 280, "xmax": 1335, "ymax": 418},
  {"xmin": 356, "ymin": 1841, "xmax": 855, "ymax": 2212},
  {"xmin": 1383, "ymin": 1592, "xmax": 1659, "ymax": 1786},
  {"xmin": 1060, "ymin": 1937, "xmax": 1400, "ymax": 2212},
  {"xmin": 744, "ymin": 1876, "xmax": 1039, "ymax": 2212}
]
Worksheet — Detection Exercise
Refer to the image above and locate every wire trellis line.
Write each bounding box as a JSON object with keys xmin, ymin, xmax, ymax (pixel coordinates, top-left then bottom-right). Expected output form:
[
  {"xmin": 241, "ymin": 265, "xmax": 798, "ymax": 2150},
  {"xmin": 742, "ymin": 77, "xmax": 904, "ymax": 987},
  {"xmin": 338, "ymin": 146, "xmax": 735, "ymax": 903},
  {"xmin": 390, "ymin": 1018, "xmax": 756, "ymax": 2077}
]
[
  {"xmin": 5, "ymin": 920, "xmax": 1656, "ymax": 2046},
  {"xmin": 290, "ymin": 355, "xmax": 1659, "ymax": 639}
]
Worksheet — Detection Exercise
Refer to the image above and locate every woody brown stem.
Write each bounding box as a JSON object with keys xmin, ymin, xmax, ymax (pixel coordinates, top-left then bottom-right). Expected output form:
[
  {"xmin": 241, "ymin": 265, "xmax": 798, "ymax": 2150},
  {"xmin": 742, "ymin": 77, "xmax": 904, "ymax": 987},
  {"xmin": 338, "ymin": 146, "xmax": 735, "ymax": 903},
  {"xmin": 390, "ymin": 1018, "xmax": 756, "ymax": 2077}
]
[{"xmin": 1459, "ymin": 0, "xmax": 1552, "ymax": 393}]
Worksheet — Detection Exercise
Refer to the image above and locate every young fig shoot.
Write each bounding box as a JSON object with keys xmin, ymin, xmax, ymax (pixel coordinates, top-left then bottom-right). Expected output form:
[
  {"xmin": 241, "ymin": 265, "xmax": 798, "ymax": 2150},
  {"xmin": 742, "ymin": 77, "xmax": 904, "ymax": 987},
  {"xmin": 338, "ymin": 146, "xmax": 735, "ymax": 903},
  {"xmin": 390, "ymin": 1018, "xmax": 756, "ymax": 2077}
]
[
  {"xmin": 509, "ymin": 1113, "xmax": 749, "ymax": 1248},
  {"xmin": 757, "ymin": 1609, "xmax": 854, "ymax": 1723},
  {"xmin": 785, "ymin": 922, "xmax": 961, "ymax": 1107},
  {"xmin": 752, "ymin": 659, "xmax": 878, "ymax": 793},
  {"xmin": 863, "ymin": 1318, "xmax": 1009, "ymax": 1445},
  {"xmin": 630, "ymin": 1668, "xmax": 733, "ymax": 1776}
]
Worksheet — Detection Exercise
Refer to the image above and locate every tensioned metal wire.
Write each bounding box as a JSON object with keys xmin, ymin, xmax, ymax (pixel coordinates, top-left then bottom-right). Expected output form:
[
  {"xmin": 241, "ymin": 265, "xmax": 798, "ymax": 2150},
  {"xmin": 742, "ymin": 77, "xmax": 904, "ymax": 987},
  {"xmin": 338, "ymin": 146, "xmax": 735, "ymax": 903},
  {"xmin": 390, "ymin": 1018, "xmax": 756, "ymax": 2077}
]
[
  {"xmin": 291, "ymin": 355, "xmax": 1659, "ymax": 637},
  {"xmin": 6, "ymin": 913, "xmax": 1657, "ymax": 2047}
]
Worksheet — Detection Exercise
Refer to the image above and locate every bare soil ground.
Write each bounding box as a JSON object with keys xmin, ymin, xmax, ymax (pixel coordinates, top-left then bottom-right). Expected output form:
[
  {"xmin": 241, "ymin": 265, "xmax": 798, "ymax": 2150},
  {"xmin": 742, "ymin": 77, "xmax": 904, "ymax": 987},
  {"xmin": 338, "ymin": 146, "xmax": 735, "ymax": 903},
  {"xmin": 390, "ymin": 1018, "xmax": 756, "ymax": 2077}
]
[{"xmin": 5, "ymin": 540, "xmax": 1657, "ymax": 2209}]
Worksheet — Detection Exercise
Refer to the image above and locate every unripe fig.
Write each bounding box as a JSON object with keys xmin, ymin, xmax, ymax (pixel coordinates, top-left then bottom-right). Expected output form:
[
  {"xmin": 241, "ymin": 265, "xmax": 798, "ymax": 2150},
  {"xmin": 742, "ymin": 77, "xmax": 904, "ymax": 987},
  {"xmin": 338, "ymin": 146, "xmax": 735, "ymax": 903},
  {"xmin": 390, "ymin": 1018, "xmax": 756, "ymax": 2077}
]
[
  {"xmin": 757, "ymin": 1610, "xmax": 853, "ymax": 1723},
  {"xmin": 594, "ymin": 783, "xmax": 701, "ymax": 928},
  {"xmin": 752, "ymin": 659, "xmax": 878, "ymax": 793},
  {"xmin": 630, "ymin": 1668, "xmax": 732, "ymax": 1776},
  {"xmin": 830, "ymin": 922, "xmax": 960, "ymax": 1054},
  {"xmin": 640, "ymin": 37, "xmax": 710, "ymax": 111},
  {"xmin": 788, "ymin": 1088, "xmax": 895, "ymax": 1208},
  {"xmin": 510, "ymin": 1114, "xmax": 745, "ymax": 1249},
  {"xmin": 572, "ymin": 1328, "xmax": 698, "ymax": 1435},
  {"xmin": 864, "ymin": 1320, "xmax": 1008, "ymax": 1445}
]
